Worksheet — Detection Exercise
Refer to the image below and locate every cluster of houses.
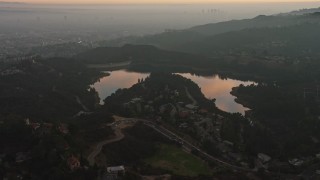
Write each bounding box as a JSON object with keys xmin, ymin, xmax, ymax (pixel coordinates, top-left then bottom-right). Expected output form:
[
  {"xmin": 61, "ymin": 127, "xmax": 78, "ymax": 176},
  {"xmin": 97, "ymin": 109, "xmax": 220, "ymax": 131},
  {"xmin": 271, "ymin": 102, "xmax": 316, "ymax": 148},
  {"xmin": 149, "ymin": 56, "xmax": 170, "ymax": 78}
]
[
  {"xmin": 0, "ymin": 56, "xmax": 39, "ymax": 77},
  {"xmin": 0, "ymin": 119, "xmax": 82, "ymax": 180},
  {"xmin": 114, "ymin": 80, "xmax": 320, "ymax": 176},
  {"xmin": 119, "ymin": 84, "xmax": 247, "ymax": 164},
  {"xmin": 0, "ymin": 67, "xmax": 24, "ymax": 76},
  {"xmin": 120, "ymin": 86, "xmax": 253, "ymax": 167},
  {"xmin": 24, "ymin": 118, "xmax": 81, "ymax": 172},
  {"xmin": 24, "ymin": 118, "xmax": 69, "ymax": 136},
  {"xmin": 67, "ymin": 155, "xmax": 81, "ymax": 171},
  {"xmin": 253, "ymin": 152, "xmax": 320, "ymax": 176},
  {"xmin": 0, "ymin": 53, "xmax": 37, "ymax": 64},
  {"xmin": 123, "ymin": 97, "xmax": 148, "ymax": 114},
  {"xmin": 122, "ymin": 86, "xmax": 181, "ymax": 116}
]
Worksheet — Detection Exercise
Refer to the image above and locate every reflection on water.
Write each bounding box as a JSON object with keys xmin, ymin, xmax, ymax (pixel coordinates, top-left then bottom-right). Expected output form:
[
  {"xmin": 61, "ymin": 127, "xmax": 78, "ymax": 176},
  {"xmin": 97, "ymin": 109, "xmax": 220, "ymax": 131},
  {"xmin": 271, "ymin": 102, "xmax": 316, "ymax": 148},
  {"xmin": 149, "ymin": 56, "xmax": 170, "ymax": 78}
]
[
  {"xmin": 92, "ymin": 70, "xmax": 149, "ymax": 104},
  {"xmin": 178, "ymin": 73, "xmax": 255, "ymax": 114},
  {"xmin": 92, "ymin": 70, "xmax": 255, "ymax": 114}
]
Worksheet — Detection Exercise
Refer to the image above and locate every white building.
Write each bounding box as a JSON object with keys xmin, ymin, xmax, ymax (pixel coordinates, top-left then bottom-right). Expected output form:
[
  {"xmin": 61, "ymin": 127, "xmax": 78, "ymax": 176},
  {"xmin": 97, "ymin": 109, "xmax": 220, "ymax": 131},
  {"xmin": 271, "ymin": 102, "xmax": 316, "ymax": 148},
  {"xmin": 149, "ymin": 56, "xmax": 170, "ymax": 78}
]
[
  {"xmin": 107, "ymin": 165, "xmax": 125, "ymax": 175},
  {"xmin": 258, "ymin": 153, "xmax": 271, "ymax": 164}
]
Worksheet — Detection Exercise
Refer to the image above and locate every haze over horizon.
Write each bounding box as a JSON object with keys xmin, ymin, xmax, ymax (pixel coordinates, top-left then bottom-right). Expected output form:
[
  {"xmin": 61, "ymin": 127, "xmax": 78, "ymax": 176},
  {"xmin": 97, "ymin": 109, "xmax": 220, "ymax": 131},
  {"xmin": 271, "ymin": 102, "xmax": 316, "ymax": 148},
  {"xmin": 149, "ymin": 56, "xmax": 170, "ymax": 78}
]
[
  {"xmin": 1, "ymin": 0, "xmax": 319, "ymax": 4},
  {"xmin": 2, "ymin": 0, "xmax": 320, "ymax": 178}
]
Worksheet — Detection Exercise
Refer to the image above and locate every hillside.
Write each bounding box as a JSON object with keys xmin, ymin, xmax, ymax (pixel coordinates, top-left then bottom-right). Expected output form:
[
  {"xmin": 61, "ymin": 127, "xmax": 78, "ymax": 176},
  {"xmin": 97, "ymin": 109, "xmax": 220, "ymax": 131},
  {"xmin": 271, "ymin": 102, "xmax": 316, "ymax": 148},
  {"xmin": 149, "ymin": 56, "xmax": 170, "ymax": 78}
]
[
  {"xmin": 174, "ymin": 22, "xmax": 320, "ymax": 57},
  {"xmin": 75, "ymin": 44, "xmax": 212, "ymax": 68},
  {"xmin": 101, "ymin": 12, "xmax": 320, "ymax": 51}
]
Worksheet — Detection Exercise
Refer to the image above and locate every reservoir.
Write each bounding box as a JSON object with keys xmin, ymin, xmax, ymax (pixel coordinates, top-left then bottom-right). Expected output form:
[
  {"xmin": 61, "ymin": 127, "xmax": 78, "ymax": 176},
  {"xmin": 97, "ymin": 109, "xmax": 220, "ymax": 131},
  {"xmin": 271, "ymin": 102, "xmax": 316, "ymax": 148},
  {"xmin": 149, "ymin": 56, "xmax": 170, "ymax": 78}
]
[{"xmin": 92, "ymin": 70, "xmax": 255, "ymax": 114}]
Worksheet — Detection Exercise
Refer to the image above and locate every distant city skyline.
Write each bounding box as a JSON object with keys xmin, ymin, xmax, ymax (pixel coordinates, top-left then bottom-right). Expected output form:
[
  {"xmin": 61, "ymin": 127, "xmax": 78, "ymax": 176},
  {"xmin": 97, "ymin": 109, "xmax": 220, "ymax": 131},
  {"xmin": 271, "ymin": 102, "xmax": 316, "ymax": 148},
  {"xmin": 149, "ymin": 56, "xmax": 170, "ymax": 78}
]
[{"xmin": 1, "ymin": 0, "xmax": 319, "ymax": 4}]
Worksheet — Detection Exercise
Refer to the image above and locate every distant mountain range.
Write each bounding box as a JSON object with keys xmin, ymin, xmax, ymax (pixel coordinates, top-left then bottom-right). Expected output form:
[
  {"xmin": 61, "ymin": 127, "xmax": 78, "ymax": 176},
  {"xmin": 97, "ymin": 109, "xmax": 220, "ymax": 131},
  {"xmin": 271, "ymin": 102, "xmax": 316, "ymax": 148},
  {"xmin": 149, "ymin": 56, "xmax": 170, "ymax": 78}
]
[
  {"xmin": 0, "ymin": 1, "xmax": 26, "ymax": 4},
  {"xmin": 101, "ymin": 8, "xmax": 320, "ymax": 58},
  {"xmin": 76, "ymin": 44, "xmax": 210, "ymax": 66},
  {"xmin": 280, "ymin": 7, "xmax": 320, "ymax": 16}
]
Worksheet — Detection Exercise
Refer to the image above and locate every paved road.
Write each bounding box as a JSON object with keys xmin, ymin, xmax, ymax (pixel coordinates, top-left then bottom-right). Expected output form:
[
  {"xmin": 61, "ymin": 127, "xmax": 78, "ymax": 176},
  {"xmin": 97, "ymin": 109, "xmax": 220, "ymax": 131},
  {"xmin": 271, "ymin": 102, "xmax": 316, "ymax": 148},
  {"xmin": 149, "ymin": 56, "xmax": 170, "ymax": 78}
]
[
  {"xmin": 87, "ymin": 116, "xmax": 299, "ymax": 178},
  {"xmin": 115, "ymin": 116, "xmax": 252, "ymax": 172},
  {"xmin": 142, "ymin": 121, "xmax": 251, "ymax": 172},
  {"xmin": 87, "ymin": 129, "xmax": 124, "ymax": 166},
  {"xmin": 141, "ymin": 119, "xmax": 300, "ymax": 178}
]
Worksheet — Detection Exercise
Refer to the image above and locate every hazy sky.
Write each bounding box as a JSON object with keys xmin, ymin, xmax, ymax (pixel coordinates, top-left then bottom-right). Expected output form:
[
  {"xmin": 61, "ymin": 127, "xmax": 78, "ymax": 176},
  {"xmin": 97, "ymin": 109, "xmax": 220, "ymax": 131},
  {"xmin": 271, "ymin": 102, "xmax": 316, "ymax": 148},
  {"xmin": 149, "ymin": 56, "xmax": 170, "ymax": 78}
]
[{"xmin": 4, "ymin": 0, "xmax": 318, "ymax": 4}]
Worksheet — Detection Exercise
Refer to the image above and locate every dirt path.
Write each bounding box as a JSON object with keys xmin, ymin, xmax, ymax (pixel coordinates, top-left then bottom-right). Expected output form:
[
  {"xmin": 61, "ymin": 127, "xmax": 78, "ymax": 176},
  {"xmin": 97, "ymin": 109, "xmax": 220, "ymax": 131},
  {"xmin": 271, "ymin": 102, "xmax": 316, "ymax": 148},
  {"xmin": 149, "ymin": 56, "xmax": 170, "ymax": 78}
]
[
  {"xmin": 184, "ymin": 87, "xmax": 197, "ymax": 105},
  {"xmin": 75, "ymin": 95, "xmax": 90, "ymax": 111},
  {"xmin": 87, "ymin": 128, "xmax": 125, "ymax": 166}
]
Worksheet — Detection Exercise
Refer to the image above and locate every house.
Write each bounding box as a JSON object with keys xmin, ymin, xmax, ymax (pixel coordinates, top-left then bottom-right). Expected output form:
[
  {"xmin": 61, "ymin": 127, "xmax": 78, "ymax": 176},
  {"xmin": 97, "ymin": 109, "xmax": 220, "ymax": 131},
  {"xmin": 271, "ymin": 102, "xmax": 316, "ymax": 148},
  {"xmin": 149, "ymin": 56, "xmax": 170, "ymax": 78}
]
[
  {"xmin": 74, "ymin": 111, "xmax": 92, "ymax": 117},
  {"xmin": 288, "ymin": 158, "xmax": 304, "ymax": 166},
  {"xmin": 107, "ymin": 165, "xmax": 125, "ymax": 177},
  {"xmin": 174, "ymin": 90, "xmax": 180, "ymax": 96},
  {"xmin": 67, "ymin": 155, "xmax": 80, "ymax": 171},
  {"xmin": 1, "ymin": 67, "xmax": 23, "ymax": 76},
  {"xmin": 169, "ymin": 105, "xmax": 177, "ymax": 118},
  {"xmin": 24, "ymin": 118, "xmax": 30, "ymax": 125},
  {"xmin": 30, "ymin": 123, "xmax": 40, "ymax": 130},
  {"xmin": 185, "ymin": 104, "xmax": 198, "ymax": 110},
  {"xmin": 58, "ymin": 123, "xmax": 69, "ymax": 134},
  {"xmin": 103, "ymin": 166, "xmax": 125, "ymax": 180},
  {"xmin": 131, "ymin": 97, "xmax": 142, "ymax": 103},
  {"xmin": 179, "ymin": 123, "xmax": 188, "ymax": 129},
  {"xmin": 258, "ymin": 153, "xmax": 271, "ymax": 164},
  {"xmin": 223, "ymin": 140, "xmax": 234, "ymax": 147},
  {"xmin": 217, "ymin": 115, "xmax": 224, "ymax": 120}
]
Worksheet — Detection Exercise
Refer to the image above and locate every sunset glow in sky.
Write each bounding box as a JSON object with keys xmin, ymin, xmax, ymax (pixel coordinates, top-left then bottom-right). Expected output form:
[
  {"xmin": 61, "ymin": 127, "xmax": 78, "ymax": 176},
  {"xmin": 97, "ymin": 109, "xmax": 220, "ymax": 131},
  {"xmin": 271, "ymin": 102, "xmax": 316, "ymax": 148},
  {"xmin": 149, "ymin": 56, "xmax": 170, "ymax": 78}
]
[{"xmin": 4, "ymin": 0, "xmax": 318, "ymax": 4}]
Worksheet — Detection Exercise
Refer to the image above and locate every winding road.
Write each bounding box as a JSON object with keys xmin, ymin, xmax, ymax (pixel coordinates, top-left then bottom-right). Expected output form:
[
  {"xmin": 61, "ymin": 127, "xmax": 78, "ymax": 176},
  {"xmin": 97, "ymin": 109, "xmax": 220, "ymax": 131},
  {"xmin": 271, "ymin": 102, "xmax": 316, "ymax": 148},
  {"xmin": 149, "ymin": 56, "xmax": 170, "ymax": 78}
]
[
  {"xmin": 87, "ymin": 128, "xmax": 125, "ymax": 166},
  {"xmin": 87, "ymin": 116, "xmax": 250, "ymax": 171},
  {"xmin": 86, "ymin": 116, "xmax": 298, "ymax": 178},
  {"xmin": 142, "ymin": 121, "xmax": 252, "ymax": 172}
]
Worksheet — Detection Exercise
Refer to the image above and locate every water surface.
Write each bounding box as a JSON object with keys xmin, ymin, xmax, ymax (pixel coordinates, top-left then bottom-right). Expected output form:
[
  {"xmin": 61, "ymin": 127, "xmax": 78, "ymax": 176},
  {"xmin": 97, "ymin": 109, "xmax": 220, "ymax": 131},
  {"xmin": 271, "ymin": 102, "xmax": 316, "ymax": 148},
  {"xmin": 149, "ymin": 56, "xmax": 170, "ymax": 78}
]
[
  {"xmin": 178, "ymin": 73, "xmax": 255, "ymax": 114},
  {"xmin": 92, "ymin": 70, "xmax": 149, "ymax": 104},
  {"xmin": 92, "ymin": 70, "xmax": 255, "ymax": 114}
]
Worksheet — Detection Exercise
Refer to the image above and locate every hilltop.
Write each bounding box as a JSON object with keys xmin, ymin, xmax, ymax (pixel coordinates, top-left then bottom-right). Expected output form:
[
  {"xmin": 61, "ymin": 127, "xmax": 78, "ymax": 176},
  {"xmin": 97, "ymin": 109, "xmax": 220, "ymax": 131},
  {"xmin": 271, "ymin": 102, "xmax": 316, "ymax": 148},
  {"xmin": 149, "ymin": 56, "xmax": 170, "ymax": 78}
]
[
  {"xmin": 101, "ymin": 11, "xmax": 320, "ymax": 52},
  {"xmin": 74, "ymin": 44, "xmax": 215, "ymax": 73}
]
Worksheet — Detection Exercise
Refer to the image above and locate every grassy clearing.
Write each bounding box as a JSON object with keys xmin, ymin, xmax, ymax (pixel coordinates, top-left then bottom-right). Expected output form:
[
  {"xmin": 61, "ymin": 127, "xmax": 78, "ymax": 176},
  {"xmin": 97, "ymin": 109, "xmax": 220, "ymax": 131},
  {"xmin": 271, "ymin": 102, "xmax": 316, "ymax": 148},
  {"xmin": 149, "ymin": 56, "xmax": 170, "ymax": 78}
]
[{"xmin": 145, "ymin": 144, "xmax": 212, "ymax": 177}]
